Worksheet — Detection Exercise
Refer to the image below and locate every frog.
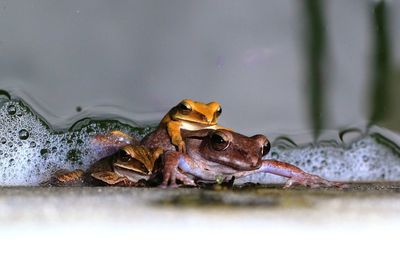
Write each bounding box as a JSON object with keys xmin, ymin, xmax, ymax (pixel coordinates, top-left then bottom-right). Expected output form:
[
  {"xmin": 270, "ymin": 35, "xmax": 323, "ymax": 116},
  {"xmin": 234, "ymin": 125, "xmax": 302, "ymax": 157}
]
[
  {"xmin": 88, "ymin": 127, "xmax": 340, "ymax": 188},
  {"xmin": 49, "ymin": 145, "xmax": 163, "ymax": 187},
  {"xmin": 159, "ymin": 99, "xmax": 228, "ymax": 152},
  {"xmin": 143, "ymin": 128, "xmax": 339, "ymax": 188}
]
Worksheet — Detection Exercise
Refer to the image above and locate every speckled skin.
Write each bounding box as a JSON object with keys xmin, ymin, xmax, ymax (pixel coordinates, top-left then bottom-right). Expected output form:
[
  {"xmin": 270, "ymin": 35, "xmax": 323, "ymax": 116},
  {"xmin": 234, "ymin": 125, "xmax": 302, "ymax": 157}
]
[{"xmin": 141, "ymin": 126, "xmax": 176, "ymax": 151}]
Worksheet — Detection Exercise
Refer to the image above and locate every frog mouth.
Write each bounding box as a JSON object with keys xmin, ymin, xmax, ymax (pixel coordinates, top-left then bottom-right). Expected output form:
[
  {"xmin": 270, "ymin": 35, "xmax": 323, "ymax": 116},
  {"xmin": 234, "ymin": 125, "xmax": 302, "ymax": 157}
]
[
  {"xmin": 113, "ymin": 166, "xmax": 150, "ymax": 182},
  {"xmin": 179, "ymin": 120, "xmax": 217, "ymax": 131},
  {"xmin": 183, "ymin": 117, "xmax": 216, "ymax": 124}
]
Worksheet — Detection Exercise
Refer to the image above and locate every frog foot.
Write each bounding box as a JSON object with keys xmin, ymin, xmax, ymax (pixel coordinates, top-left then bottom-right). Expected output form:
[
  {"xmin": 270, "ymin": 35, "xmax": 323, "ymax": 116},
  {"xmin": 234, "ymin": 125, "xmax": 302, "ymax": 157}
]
[
  {"xmin": 160, "ymin": 172, "xmax": 196, "ymax": 188},
  {"xmin": 177, "ymin": 141, "xmax": 186, "ymax": 153},
  {"xmin": 46, "ymin": 169, "xmax": 85, "ymax": 186},
  {"xmin": 172, "ymin": 138, "xmax": 186, "ymax": 153},
  {"xmin": 160, "ymin": 151, "xmax": 196, "ymax": 188},
  {"xmin": 283, "ymin": 172, "xmax": 346, "ymax": 189},
  {"xmin": 258, "ymin": 160, "xmax": 345, "ymax": 189}
]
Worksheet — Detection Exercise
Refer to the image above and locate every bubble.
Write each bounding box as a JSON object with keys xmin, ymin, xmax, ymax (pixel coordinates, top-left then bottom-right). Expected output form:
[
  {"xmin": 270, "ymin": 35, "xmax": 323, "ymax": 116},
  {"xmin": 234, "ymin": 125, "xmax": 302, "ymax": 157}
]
[
  {"xmin": 67, "ymin": 149, "xmax": 81, "ymax": 162},
  {"xmin": 359, "ymin": 141, "xmax": 367, "ymax": 148},
  {"xmin": 270, "ymin": 151, "xmax": 279, "ymax": 159},
  {"xmin": 0, "ymin": 137, "xmax": 6, "ymax": 144},
  {"xmin": 18, "ymin": 129, "xmax": 30, "ymax": 140},
  {"xmin": 30, "ymin": 141, "xmax": 36, "ymax": 148},
  {"xmin": 310, "ymin": 166, "xmax": 317, "ymax": 172},
  {"xmin": 7, "ymin": 104, "xmax": 16, "ymax": 115},
  {"xmin": 40, "ymin": 148, "xmax": 49, "ymax": 157}
]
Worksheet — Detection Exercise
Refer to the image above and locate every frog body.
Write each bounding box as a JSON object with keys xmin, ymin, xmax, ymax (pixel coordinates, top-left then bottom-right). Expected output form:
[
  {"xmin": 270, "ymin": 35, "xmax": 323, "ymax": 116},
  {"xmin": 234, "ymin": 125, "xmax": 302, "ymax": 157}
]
[
  {"xmin": 159, "ymin": 99, "xmax": 228, "ymax": 152},
  {"xmin": 154, "ymin": 128, "xmax": 338, "ymax": 188}
]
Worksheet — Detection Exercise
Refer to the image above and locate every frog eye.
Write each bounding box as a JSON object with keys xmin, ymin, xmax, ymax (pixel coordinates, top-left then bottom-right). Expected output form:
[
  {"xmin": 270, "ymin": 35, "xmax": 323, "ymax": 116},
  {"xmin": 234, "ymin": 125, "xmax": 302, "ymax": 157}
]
[
  {"xmin": 118, "ymin": 150, "xmax": 131, "ymax": 162},
  {"xmin": 261, "ymin": 141, "xmax": 271, "ymax": 157},
  {"xmin": 210, "ymin": 131, "xmax": 230, "ymax": 151},
  {"xmin": 215, "ymin": 106, "xmax": 222, "ymax": 117},
  {"xmin": 178, "ymin": 102, "xmax": 192, "ymax": 113}
]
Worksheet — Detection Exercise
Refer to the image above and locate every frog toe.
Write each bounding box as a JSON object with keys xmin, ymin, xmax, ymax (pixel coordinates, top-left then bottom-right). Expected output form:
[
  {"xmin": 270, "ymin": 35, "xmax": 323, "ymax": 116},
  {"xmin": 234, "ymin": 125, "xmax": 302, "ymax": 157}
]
[
  {"xmin": 176, "ymin": 172, "xmax": 196, "ymax": 186},
  {"xmin": 284, "ymin": 173, "xmax": 344, "ymax": 189},
  {"xmin": 177, "ymin": 141, "xmax": 186, "ymax": 153}
]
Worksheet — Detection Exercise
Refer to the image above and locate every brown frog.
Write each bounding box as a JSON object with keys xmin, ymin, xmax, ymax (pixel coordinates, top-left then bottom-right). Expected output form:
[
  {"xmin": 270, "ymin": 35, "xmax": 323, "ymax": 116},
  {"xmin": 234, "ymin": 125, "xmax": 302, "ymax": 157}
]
[
  {"xmin": 145, "ymin": 128, "xmax": 338, "ymax": 188},
  {"xmin": 50, "ymin": 144, "xmax": 163, "ymax": 187},
  {"xmin": 88, "ymin": 127, "xmax": 339, "ymax": 188}
]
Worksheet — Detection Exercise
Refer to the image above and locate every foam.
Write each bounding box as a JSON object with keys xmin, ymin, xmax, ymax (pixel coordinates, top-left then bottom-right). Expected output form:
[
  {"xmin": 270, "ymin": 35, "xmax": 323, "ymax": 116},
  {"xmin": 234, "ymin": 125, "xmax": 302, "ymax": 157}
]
[
  {"xmin": 240, "ymin": 135, "xmax": 400, "ymax": 184},
  {"xmin": 0, "ymin": 99, "xmax": 149, "ymax": 185},
  {"xmin": 0, "ymin": 98, "xmax": 400, "ymax": 186}
]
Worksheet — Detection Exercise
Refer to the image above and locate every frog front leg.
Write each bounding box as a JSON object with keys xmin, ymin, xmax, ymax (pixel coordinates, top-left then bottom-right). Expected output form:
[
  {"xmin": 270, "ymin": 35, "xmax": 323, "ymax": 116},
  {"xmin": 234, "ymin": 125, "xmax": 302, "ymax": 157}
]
[
  {"xmin": 166, "ymin": 121, "xmax": 186, "ymax": 153},
  {"xmin": 161, "ymin": 151, "xmax": 218, "ymax": 188},
  {"xmin": 253, "ymin": 160, "xmax": 343, "ymax": 188}
]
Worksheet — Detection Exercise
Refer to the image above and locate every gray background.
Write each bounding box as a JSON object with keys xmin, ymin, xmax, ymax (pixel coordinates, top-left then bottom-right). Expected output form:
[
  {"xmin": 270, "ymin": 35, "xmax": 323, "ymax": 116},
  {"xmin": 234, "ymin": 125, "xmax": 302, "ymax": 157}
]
[{"xmin": 0, "ymin": 0, "xmax": 399, "ymax": 138}]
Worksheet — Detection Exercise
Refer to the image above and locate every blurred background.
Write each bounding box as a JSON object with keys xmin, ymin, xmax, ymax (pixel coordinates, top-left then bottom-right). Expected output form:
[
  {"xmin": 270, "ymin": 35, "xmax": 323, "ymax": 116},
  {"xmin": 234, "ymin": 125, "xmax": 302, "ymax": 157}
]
[{"xmin": 1, "ymin": 0, "xmax": 399, "ymax": 141}]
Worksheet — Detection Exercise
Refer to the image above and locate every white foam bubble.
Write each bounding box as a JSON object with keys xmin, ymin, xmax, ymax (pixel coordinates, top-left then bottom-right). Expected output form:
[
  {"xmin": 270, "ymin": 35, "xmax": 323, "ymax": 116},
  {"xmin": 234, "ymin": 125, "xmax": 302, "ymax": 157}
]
[
  {"xmin": 1, "ymin": 99, "xmax": 400, "ymax": 186},
  {"xmin": 240, "ymin": 135, "xmax": 400, "ymax": 184},
  {"xmin": 0, "ymin": 100, "xmax": 145, "ymax": 185}
]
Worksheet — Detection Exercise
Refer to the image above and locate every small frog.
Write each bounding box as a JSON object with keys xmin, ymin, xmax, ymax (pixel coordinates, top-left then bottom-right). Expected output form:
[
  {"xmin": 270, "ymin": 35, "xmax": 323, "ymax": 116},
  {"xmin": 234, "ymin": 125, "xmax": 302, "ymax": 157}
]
[
  {"xmin": 159, "ymin": 99, "xmax": 227, "ymax": 152},
  {"xmin": 50, "ymin": 145, "xmax": 163, "ymax": 186}
]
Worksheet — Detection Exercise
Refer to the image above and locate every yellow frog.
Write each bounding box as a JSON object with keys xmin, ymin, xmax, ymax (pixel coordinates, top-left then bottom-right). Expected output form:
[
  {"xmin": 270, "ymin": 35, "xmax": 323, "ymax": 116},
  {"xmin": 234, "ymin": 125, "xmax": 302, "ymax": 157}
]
[{"xmin": 159, "ymin": 99, "xmax": 227, "ymax": 152}]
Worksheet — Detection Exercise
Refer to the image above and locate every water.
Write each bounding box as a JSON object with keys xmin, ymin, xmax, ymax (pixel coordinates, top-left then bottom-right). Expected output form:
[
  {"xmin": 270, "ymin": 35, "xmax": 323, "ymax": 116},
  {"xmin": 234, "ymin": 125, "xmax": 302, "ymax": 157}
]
[{"xmin": 1, "ymin": 94, "xmax": 399, "ymax": 186}]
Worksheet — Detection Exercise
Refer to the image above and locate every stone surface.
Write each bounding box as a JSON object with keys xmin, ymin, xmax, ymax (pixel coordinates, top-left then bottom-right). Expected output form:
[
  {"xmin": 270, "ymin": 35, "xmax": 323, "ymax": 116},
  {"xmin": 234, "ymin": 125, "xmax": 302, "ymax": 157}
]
[
  {"xmin": 1, "ymin": 184, "xmax": 399, "ymax": 267},
  {"xmin": 1, "ymin": 183, "xmax": 400, "ymax": 223}
]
